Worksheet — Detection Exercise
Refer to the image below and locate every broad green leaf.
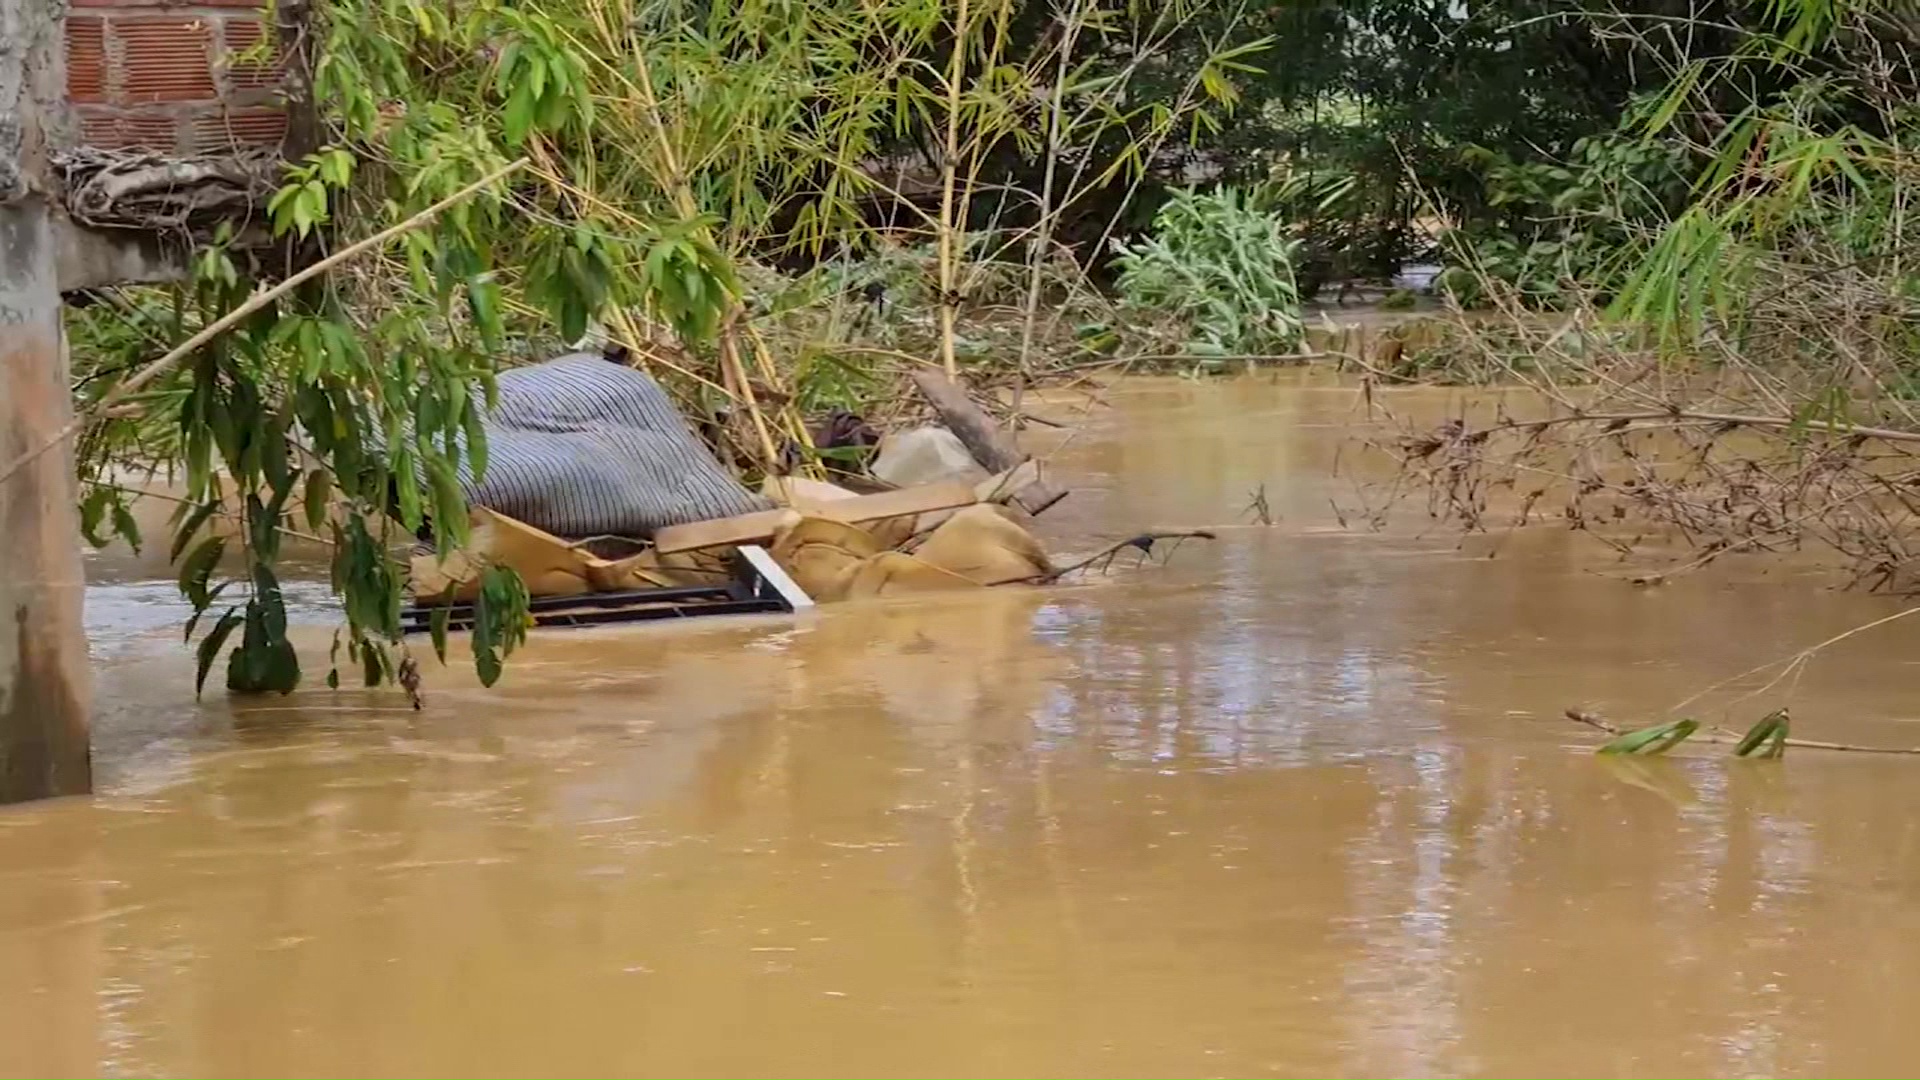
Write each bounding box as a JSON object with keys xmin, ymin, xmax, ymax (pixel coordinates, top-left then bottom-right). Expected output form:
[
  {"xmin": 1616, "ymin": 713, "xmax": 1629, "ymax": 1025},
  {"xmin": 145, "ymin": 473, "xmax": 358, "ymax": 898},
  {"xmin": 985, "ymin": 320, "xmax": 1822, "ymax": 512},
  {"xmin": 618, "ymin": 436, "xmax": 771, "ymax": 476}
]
[
  {"xmin": 527, "ymin": 53, "xmax": 548, "ymax": 101},
  {"xmin": 503, "ymin": 78, "xmax": 537, "ymax": 146}
]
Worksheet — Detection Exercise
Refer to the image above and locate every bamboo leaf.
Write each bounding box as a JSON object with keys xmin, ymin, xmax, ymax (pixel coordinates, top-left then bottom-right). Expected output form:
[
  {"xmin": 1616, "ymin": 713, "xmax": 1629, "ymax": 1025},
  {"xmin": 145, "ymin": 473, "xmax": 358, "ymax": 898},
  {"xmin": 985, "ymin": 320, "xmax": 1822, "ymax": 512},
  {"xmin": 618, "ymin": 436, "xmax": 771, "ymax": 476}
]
[
  {"xmin": 177, "ymin": 535, "xmax": 227, "ymax": 610},
  {"xmin": 461, "ymin": 400, "xmax": 489, "ymax": 483},
  {"xmin": 170, "ymin": 500, "xmax": 220, "ymax": 562},
  {"xmin": 425, "ymin": 454, "xmax": 469, "ymax": 549},
  {"xmin": 430, "ymin": 605, "xmax": 451, "ymax": 663},
  {"xmin": 393, "ymin": 446, "xmax": 423, "ymax": 530},
  {"xmin": 79, "ymin": 487, "xmax": 113, "ymax": 548},
  {"xmin": 1645, "ymin": 61, "xmax": 1703, "ymax": 135},
  {"xmin": 359, "ymin": 638, "xmax": 384, "ymax": 687},
  {"xmin": 1597, "ymin": 718, "xmax": 1699, "ymax": 756},
  {"xmin": 110, "ymin": 501, "xmax": 143, "ymax": 555},
  {"xmin": 194, "ymin": 608, "xmax": 242, "ymax": 698},
  {"xmin": 1734, "ymin": 708, "xmax": 1791, "ymax": 759},
  {"xmin": 182, "ymin": 582, "xmax": 230, "ymax": 643},
  {"xmin": 303, "ymin": 469, "xmax": 333, "ymax": 534}
]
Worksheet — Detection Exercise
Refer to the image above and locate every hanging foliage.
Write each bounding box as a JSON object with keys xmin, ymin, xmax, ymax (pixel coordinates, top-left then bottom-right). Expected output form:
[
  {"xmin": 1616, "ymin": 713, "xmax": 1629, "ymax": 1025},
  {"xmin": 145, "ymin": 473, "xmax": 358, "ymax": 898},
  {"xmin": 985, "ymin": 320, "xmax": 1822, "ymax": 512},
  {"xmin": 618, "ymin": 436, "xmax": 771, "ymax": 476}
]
[{"xmin": 66, "ymin": 0, "xmax": 1271, "ymax": 697}]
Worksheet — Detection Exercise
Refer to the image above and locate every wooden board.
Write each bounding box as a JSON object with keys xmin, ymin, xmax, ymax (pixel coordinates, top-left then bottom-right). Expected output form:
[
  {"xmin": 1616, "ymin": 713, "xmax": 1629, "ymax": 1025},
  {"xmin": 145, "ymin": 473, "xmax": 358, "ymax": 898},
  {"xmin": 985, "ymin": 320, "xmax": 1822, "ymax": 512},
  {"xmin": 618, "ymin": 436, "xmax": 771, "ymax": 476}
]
[{"xmin": 653, "ymin": 481, "xmax": 979, "ymax": 555}]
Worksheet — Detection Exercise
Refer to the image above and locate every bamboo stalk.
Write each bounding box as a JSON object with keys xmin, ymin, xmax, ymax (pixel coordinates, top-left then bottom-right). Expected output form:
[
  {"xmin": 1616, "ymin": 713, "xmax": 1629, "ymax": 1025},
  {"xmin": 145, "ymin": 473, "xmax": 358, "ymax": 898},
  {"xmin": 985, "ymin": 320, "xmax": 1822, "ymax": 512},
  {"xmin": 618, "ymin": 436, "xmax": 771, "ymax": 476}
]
[
  {"xmin": 1017, "ymin": 0, "xmax": 1087, "ymax": 376},
  {"xmin": 717, "ymin": 311, "xmax": 783, "ymax": 469},
  {"xmin": 627, "ymin": 51, "xmax": 795, "ymax": 472},
  {"xmin": 934, "ymin": 0, "xmax": 974, "ymax": 378},
  {"xmin": 1565, "ymin": 709, "xmax": 1920, "ymax": 757},
  {"xmin": 0, "ymin": 158, "xmax": 530, "ymax": 490}
]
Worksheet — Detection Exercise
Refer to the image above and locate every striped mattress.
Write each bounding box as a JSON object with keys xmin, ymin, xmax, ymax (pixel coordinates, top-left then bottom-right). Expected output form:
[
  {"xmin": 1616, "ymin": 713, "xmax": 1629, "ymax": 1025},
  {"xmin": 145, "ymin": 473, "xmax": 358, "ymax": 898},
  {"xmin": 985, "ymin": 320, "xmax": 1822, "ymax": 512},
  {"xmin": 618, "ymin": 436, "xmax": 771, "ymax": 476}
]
[{"xmin": 457, "ymin": 353, "xmax": 770, "ymax": 539}]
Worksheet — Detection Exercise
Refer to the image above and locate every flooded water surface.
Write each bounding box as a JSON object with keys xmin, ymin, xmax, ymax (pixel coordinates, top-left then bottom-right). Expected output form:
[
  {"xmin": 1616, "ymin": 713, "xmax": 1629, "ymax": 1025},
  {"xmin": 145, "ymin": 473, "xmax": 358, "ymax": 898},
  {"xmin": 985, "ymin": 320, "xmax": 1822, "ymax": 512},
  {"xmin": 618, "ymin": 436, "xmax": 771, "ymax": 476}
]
[{"xmin": 7, "ymin": 378, "xmax": 1920, "ymax": 1077}]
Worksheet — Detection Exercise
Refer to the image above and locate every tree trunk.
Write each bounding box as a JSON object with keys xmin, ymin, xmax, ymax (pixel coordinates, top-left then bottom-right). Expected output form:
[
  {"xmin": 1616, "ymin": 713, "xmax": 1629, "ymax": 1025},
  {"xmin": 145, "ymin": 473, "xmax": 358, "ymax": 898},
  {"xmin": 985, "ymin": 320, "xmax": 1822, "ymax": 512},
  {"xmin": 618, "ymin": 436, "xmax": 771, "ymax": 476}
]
[
  {"xmin": 910, "ymin": 370, "xmax": 1067, "ymax": 517},
  {"xmin": 0, "ymin": 200, "xmax": 93, "ymax": 803},
  {"xmin": 0, "ymin": 0, "xmax": 92, "ymax": 803}
]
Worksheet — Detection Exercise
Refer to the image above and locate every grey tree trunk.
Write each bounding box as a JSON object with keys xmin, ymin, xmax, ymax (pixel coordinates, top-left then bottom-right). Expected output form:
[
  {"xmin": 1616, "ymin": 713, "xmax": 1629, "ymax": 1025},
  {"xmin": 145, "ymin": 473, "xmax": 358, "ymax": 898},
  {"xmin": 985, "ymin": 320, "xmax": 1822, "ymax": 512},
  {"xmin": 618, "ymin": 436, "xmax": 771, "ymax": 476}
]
[{"xmin": 0, "ymin": 0, "xmax": 92, "ymax": 802}]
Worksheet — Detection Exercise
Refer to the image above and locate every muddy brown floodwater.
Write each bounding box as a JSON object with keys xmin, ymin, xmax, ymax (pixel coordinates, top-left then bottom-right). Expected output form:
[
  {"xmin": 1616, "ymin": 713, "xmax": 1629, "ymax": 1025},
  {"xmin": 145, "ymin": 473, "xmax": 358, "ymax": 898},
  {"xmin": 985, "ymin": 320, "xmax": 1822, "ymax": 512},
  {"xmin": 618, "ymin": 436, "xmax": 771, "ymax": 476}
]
[{"xmin": 7, "ymin": 376, "xmax": 1920, "ymax": 1078}]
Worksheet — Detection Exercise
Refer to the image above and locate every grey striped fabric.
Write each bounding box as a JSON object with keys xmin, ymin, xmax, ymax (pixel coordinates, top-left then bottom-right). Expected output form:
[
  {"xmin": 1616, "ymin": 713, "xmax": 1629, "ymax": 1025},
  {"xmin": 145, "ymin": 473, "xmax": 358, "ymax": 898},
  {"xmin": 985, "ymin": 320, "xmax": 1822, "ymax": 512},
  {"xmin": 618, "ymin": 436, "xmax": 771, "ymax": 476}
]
[{"xmin": 457, "ymin": 353, "xmax": 770, "ymax": 539}]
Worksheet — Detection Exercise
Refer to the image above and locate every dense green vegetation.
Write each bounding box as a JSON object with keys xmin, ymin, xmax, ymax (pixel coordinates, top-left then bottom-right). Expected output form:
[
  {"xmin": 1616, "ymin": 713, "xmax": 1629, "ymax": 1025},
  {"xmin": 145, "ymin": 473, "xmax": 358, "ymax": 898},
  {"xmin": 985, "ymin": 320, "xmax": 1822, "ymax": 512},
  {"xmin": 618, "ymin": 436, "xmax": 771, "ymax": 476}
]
[{"xmin": 61, "ymin": 0, "xmax": 1919, "ymax": 694}]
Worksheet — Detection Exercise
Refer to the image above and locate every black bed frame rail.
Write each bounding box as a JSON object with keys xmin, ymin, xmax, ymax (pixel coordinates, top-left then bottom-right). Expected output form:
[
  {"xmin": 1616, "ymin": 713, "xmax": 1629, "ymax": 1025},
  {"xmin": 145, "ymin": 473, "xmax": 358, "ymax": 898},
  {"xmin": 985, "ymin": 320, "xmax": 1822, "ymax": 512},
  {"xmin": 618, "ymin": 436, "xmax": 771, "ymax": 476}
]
[{"xmin": 399, "ymin": 545, "xmax": 812, "ymax": 636}]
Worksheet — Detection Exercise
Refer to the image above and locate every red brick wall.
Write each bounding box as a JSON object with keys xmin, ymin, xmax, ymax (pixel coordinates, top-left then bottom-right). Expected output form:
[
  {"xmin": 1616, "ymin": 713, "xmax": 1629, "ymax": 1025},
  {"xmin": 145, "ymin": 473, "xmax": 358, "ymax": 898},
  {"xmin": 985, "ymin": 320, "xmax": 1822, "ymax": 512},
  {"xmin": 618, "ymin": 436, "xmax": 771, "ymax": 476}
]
[{"xmin": 65, "ymin": 0, "xmax": 290, "ymax": 156}]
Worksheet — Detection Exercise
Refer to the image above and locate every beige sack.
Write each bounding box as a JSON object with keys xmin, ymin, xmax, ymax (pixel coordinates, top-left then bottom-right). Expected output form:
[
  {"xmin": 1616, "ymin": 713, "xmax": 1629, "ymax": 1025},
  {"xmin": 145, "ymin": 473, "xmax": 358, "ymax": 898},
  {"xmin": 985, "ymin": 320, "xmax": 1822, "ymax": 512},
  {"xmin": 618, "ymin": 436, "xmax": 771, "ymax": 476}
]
[
  {"xmin": 839, "ymin": 551, "xmax": 982, "ymax": 599},
  {"xmin": 911, "ymin": 504, "xmax": 1053, "ymax": 586},
  {"xmin": 769, "ymin": 516, "xmax": 886, "ymax": 602},
  {"xmin": 412, "ymin": 508, "xmax": 596, "ymax": 603}
]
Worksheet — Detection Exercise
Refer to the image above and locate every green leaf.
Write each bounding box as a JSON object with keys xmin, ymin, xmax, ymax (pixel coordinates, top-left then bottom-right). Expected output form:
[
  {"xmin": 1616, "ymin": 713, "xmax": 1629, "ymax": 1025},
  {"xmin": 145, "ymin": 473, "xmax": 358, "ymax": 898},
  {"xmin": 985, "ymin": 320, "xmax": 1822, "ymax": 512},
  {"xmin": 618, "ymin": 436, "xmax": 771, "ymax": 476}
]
[
  {"xmin": 471, "ymin": 565, "xmax": 528, "ymax": 688},
  {"xmin": 467, "ymin": 274, "xmax": 502, "ymax": 351},
  {"xmin": 251, "ymin": 478, "xmax": 297, "ymax": 563},
  {"xmin": 317, "ymin": 147, "xmax": 355, "ymax": 188},
  {"xmin": 267, "ymin": 182, "xmax": 302, "ymax": 234},
  {"xmin": 79, "ymin": 488, "xmax": 113, "ymax": 548},
  {"xmin": 1734, "ymin": 708, "xmax": 1791, "ymax": 759},
  {"xmin": 503, "ymin": 78, "xmax": 537, "ymax": 146},
  {"xmin": 225, "ymin": 592, "xmax": 301, "ymax": 695},
  {"xmin": 430, "ymin": 605, "xmax": 450, "ymax": 663},
  {"xmin": 110, "ymin": 502, "xmax": 142, "ymax": 554},
  {"xmin": 302, "ymin": 469, "xmax": 333, "ymax": 534},
  {"xmin": 177, "ymin": 535, "xmax": 227, "ymax": 610},
  {"xmin": 392, "ymin": 447, "xmax": 423, "ymax": 530},
  {"xmin": 291, "ymin": 196, "xmax": 315, "ymax": 237},
  {"xmin": 194, "ymin": 608, "xmax": 242, "ymax": 698},
  {"xmin": 1597, "ymin": 718, "xmax": 1699, "ymax": 756},
  {"xmin": 527, "ymin": 53, "xmax": 548, "ymax": 101},
  {"xmin": 493, "ymin": 40, "xmax": 523, "ymax": 97},
  {"xmin": 182, "ymin": 581, "xmax": 230, "ymax": 643},
  {"xmin": 170, "ymin": 500, "xmax": 220, "ymax": 562},
  {"xmin": 252, "ymin": 562, "xmax": 289, "ymax": 638},
  {"xmin": 303, "ymin": 179, "xmax": 328, "ymax": 219},
  {"xmin": 359, "ymin": 638, "xmax": 384, "ymax": 687},
  {"xmin": 425, "ymin": 454, "xmax": 469, "ymax": 549}
]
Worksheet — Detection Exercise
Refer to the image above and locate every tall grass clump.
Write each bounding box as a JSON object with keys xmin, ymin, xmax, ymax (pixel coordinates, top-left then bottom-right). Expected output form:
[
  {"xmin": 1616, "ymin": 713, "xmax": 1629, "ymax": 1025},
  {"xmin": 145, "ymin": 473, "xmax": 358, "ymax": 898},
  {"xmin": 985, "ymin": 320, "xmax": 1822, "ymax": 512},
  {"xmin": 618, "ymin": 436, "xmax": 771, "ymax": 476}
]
[{"xmin": 1111, "ymin": 186, "xmax": 1303, "ymax": 354}]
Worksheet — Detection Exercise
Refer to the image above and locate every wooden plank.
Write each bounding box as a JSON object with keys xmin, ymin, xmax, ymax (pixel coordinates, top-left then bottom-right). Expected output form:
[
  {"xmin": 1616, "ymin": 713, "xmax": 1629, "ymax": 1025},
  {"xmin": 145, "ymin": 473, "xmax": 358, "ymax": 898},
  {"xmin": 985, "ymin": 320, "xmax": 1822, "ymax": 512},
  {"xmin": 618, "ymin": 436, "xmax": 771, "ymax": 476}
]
[
  {"xmin": 653, "ymin": 481, "xmax": 978, "ymax": 555},
  {"xmin": 909, "ymin": 370, "xmax": 1068, "ymax": 516}
]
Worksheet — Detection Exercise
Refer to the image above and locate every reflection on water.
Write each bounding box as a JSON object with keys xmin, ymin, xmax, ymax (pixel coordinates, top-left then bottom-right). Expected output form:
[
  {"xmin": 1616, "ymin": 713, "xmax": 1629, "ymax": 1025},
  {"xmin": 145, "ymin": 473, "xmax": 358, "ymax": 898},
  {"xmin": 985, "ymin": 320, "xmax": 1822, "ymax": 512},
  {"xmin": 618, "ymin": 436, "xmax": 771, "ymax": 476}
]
[{"xmin": 7, "ymin": 376, "xmax": 1920, "ymax": 1077}]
